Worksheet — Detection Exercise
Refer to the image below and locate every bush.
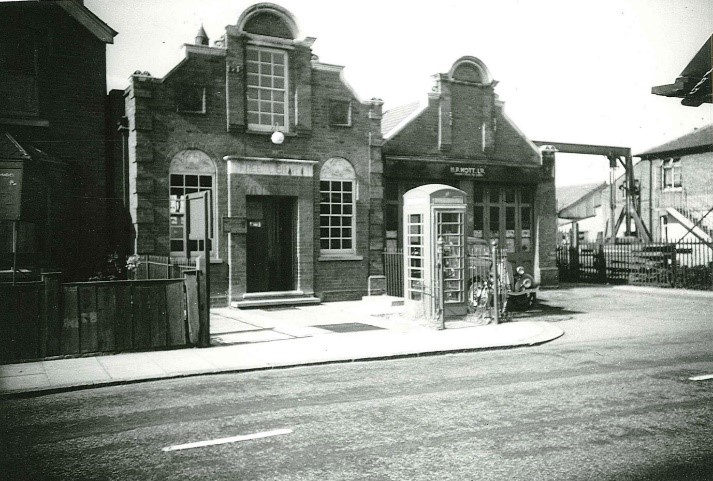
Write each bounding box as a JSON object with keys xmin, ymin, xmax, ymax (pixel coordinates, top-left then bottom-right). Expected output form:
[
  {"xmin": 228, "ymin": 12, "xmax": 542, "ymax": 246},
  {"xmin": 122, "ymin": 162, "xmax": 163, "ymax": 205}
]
[{"xmin": 674, "ymin": 264, "xmax": 712, "ymax": 290}]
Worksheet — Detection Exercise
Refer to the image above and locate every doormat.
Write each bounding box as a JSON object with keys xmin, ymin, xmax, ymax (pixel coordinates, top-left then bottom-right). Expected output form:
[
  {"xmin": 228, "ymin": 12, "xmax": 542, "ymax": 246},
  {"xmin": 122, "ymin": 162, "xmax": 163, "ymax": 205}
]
[{"xmin": 315, "ymin": 323, "xmax": 384, "ymax": 333}]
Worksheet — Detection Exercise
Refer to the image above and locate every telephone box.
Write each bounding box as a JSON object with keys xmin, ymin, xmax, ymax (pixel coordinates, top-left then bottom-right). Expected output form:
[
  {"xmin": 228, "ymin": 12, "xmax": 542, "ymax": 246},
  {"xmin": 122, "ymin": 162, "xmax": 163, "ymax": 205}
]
[{"xmin": 403, "ymin": 184, "xmax": 468, "ymax": 320}]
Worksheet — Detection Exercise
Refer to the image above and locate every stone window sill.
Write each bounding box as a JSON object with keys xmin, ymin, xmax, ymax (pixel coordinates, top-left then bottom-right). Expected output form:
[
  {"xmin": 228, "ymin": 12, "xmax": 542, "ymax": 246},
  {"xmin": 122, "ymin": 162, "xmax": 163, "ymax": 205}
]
[{"xmin": 318, "ymin": 254, "xmax": 364, "ymax": 262}]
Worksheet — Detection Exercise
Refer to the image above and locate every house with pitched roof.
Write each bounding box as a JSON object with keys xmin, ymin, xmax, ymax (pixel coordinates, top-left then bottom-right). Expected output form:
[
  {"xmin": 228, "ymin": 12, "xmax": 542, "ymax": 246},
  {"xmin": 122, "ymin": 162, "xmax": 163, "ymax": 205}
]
[
  {"xmin": 636, "ymin": 124, "xmax": 713, "ymax": 243},
  {"xmin": 0, "ymin": 0, "xmax": 117, "ymax": 280}
]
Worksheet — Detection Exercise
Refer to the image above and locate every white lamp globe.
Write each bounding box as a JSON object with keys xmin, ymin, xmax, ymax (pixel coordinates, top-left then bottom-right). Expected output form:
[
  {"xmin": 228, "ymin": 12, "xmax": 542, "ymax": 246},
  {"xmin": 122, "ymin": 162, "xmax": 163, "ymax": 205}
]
[{"xmin": 271, "ymin": 131, "xmax": 285, "ymax": 145}]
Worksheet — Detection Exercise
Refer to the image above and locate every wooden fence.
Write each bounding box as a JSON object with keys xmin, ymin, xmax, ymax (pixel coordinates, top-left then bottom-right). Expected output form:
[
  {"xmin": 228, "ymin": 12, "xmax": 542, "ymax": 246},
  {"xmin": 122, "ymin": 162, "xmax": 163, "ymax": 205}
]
[{"xmin": 1, "ymin": 271, "xmax": 205, "ymax": 363}]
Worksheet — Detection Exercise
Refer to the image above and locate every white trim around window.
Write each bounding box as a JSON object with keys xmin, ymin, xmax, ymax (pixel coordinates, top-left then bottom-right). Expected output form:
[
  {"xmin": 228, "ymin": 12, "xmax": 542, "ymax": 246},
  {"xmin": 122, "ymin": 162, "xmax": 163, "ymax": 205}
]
[{"xmin": 246, "ymin": 46, "xmax": 289, "ymax": 132}]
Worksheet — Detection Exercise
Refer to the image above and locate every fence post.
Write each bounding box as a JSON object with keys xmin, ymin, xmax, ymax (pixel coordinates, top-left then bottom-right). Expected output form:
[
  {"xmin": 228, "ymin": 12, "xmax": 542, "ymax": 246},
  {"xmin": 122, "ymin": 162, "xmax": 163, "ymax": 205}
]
[
  {"xmin": 41, "ymin": 272, "xmax": 61, "ymax": 357},
  {"xmin": 595, "ymin": 244, "xmax": 606, "ymax": 283},
  {"xmin": 183, "ymin": 270, "xmax": 200, "ymax": 345},
  {"xmin": 196, "ymin": 256, "xmax": 210, "ymax": 347},
  {"xmin": 569, "ymin": 246, "xmax": 580, "ymax": 282},
  {"xmin": 671, "ymin": 244, "xmax": 678, "ymax": 288}
]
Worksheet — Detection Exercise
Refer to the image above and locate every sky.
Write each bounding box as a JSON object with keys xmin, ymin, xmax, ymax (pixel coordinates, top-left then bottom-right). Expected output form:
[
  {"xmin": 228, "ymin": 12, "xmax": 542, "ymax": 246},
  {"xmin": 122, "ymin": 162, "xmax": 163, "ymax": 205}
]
[{"xmin": 86, "ymin": 0, "xmax": 713, "ymax": 187}]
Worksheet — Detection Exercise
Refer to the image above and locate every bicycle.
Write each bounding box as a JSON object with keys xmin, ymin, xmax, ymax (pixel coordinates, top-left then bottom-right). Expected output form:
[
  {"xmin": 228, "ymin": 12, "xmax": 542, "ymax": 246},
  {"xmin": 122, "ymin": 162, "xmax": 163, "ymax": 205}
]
[{"xmin": 469, "ymin": 258, "xmax": 511, "ymax": 322}]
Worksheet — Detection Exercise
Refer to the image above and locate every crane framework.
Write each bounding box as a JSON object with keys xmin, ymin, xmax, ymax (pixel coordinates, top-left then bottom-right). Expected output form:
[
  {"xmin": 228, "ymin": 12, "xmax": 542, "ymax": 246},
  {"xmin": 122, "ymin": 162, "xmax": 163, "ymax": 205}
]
[{"xmin": 533, "ymin": 141, "xmax": 651, "ymax": 242}]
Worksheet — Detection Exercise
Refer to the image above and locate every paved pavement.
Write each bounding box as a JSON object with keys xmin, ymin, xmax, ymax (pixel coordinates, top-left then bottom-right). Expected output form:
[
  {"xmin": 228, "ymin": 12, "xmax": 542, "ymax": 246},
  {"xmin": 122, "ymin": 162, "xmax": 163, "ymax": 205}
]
[{"xmin": 0, "ymin": 296, "xmax": 563, "ymax": 398}]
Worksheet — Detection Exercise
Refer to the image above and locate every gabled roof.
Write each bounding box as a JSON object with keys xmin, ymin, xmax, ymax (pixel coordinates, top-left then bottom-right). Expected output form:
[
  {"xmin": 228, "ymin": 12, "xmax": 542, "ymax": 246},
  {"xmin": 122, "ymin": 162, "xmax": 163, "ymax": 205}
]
[
  {"xmin": 556, "ymin": 182, "xmax": 604, "ymax": 212},
  {"xmin": 56, "ymin": 0, "xmax": 117, "ymax": 44},
  {"xmin": 381, "ymin": 101, "xmax": 425, "ymax": 139},
  {"xmin": 636, "ymin": 124, "xmax": 713, "ymax": 158}
]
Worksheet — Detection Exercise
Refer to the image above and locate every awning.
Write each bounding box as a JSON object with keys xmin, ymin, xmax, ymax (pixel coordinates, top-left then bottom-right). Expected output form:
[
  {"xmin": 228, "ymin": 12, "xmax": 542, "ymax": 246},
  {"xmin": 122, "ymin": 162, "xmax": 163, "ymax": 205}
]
[{"xmin": 652, "ymin": 34, "xmax": 712, "ymax": 106}]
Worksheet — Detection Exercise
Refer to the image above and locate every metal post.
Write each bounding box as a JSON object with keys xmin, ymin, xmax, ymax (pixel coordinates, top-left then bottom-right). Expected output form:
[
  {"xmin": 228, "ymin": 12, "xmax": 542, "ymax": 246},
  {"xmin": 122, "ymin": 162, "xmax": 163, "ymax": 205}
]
[
  {"xmin": 12, "ymin": 220, "xmax": 18, "ymax": 285},
  {"xmin": 436, "ymin": 236, "xmax": 445, "ymax": 330},
  {"xmin": 201, "ymin": 191, "xmax": 210, "ymax": 347},
  {"xmin": 609, "ymin": 155, "xmax": 617, "ymax": 241},
  {"xmin": 490, "ymin": 239, "xmax": 499, "ymax": 325}
]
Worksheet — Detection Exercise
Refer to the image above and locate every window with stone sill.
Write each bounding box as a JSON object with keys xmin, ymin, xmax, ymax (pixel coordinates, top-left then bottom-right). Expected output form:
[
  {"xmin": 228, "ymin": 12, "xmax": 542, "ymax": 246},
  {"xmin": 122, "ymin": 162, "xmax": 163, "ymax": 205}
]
[
  {"xmin": 661, "ymin": 158, "xmax": 682, "ymax": 189},
  {"xmin": 320, "ymin": 158, "xmax": 356, "ymax": 254},
  {"xmin": 169, "ymin": 150, "xmax": 216, "ymax": 257},
  {"xmin": 246, "ymin": 47, "xmax": 288, "ymax": 131},
  {"xmin": 329, "ymin": 100, "xmax": 352, "ymax": 127}
]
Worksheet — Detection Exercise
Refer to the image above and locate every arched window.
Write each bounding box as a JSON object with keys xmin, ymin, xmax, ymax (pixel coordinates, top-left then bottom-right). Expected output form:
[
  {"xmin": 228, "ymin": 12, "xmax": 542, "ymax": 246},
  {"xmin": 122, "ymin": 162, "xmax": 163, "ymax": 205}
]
[
  {"xmin": 319, "ymin": 158, "xmax": 356, "ymax": 254},
  {"xmin": 169, "ymin": 149, "xmax": 216, "ymax": 256}
]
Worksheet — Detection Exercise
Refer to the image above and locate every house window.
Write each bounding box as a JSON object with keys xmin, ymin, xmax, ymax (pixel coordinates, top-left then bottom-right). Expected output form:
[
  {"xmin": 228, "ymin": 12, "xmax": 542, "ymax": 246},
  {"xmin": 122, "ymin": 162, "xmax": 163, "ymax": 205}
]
[
  {"xmin": 169, "ymin": 150, "xmax": 216, "ymax": 256},
  {"xmin": 177, "ymin": 86, "xmax": 206, "ymax": 113},
  {"xmin": 320, "ymin": 158, "xmax": 356, "ymax": 253},
  {"xmin": 329, "ymin": 100, "xmax": 352, "ymax": 126},
  {"xmin": 662, "ymin": 158, "xmax": 681, "ymax": 189},
  {"xmin": 246, "ymin": 47, "xmax": 288, "ymax": 131}
]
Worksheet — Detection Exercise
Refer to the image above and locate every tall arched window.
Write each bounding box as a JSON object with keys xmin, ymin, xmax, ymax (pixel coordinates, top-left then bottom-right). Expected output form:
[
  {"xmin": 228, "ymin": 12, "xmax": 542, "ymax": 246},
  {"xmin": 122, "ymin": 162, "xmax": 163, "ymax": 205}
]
[
  {"xmin": 319, "ymin": 158, "xmax": 356, "ymax": 254},
  {"xmin": 169, "ymin": 149, "xmax": 216, "ymax": 256}
]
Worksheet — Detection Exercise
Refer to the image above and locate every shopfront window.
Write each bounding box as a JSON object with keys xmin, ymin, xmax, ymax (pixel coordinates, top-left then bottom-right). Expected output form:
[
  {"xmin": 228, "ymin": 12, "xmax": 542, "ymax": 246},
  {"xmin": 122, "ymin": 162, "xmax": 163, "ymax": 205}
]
[{"xmin": 473, "ymin": 185, "xmax": 533, "ymax": 252}]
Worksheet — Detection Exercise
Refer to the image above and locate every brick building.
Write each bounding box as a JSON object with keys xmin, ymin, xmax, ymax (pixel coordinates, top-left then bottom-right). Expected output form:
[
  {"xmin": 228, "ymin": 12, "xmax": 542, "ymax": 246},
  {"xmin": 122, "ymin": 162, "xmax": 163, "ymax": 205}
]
[
  {"xmin": 381, "ymin": 57, "xmax": 559, "ymax": 287},
  {"xmin": 124, "ymin": 3, "xmax": 384, "ymax": 305},
  {"xmin": 0, "ymin": 0, "xmax": 117, "ymax": 280},
  {"xmin": 636, "ymin": 125, "xmax": 713, "ymax": 243}
]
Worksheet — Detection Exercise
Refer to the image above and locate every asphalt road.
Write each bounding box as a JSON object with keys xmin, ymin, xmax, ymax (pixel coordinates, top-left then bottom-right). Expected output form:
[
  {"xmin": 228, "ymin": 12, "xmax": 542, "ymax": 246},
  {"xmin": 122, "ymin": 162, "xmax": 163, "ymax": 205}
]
[{"xmin": 2, "ymin": 285, "xmax": 712, "ymax": 481}]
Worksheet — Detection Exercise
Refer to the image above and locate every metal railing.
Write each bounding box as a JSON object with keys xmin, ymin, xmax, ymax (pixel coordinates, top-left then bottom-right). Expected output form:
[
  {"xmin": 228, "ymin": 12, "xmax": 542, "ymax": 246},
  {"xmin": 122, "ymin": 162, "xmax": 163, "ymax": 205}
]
[
  {"xmin": 383, "ymin": 248, "xmax": 493, "ymax": 299},
  {"xmin": 128, "ymin": 255, "xmax": 196, "ymax": 280},
  {"xmin": 556, "ymin": 240, "xmax": 713, "ymax": 290}
]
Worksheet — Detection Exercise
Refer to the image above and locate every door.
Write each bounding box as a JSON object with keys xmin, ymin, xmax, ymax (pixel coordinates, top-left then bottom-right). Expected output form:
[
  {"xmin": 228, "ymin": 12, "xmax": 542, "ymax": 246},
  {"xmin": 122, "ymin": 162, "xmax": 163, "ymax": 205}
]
[{"xmin": 246, "ymin": 196, "xmax": 296, "ymax": 293}]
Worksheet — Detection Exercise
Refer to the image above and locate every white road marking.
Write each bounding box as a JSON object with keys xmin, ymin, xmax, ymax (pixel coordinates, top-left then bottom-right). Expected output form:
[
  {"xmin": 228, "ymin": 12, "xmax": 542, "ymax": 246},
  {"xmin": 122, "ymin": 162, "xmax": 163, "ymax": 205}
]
[
  {"xmin": 162, "ymin": 428, "xmax": 292, "ymax": 452},
  {"xmin": 689, "ymin": 374, "xmax": 713, "ymax": 381}
]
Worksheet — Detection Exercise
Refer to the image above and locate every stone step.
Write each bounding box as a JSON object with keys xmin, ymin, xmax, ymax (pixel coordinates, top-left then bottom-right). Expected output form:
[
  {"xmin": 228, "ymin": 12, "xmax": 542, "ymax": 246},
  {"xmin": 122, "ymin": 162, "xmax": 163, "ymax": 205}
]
[{"xmin": 231, "ymin": 294, "xmax": 321, "ymax": 309}]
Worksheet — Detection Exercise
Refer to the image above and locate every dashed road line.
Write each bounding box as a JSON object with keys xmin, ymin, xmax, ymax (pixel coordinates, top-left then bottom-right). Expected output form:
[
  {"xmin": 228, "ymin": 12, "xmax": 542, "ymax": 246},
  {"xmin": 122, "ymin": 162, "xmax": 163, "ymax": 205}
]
[
  {"xmin": 162, "ymin": 428, "xmax": 293, "ymax": 452},
  {"xmin": 689, "ymin": 374, "xmax": 713, "ymax": 381}
]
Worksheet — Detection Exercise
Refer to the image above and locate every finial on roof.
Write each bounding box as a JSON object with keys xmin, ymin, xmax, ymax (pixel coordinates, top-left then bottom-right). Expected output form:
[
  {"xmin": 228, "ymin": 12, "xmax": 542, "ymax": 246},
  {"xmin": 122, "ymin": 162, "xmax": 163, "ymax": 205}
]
[{"xmin": 195, "ymin": 24, "xmax": 209, "ymax": 46}]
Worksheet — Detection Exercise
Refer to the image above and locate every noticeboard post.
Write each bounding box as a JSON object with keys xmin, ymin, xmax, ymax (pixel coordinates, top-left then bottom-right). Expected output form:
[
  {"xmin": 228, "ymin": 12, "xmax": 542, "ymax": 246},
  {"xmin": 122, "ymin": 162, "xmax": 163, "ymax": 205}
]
[{"xmin": 184, "ymin": 191, "xmax": 211, "ymax": 347}]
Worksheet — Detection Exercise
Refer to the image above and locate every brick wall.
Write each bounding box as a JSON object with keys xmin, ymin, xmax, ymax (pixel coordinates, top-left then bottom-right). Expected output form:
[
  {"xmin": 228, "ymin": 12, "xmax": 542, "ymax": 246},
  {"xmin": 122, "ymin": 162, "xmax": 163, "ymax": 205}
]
[
  {"xmin": 126, "ymin": 38, "xmax": 383, "ymax": 301},
  {"xmin": 0, "ymin": 3, "xmax": 111, "ymax": 280},
  {"xmin": 637, "ymin": 151, "xmax": 713, "ymax": 240},
  {"xmin": 383, "ymin": 63, "xmax": 557, "ymax": 286}
]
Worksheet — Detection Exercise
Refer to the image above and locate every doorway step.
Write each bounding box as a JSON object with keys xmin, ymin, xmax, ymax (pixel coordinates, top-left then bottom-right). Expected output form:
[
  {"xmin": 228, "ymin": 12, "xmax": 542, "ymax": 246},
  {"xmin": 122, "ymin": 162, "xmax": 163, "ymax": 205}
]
[{"xmin": 232, "ymin": 290, "xmax": 321, "ymax": 309}]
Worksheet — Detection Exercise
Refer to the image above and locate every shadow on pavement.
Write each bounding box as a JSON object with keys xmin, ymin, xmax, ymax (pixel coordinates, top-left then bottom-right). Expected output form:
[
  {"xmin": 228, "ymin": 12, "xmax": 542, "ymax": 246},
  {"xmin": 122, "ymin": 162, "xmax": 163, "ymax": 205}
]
[{"xmin": 508, "ymin": 301, "xmax": 583, "ymax": 322}]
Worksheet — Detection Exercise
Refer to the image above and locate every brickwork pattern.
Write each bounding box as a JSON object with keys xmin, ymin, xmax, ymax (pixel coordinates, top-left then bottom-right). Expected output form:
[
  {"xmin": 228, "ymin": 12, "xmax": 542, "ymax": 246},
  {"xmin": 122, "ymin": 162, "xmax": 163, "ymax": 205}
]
[
  {"xmin": 126, "ymin": 39, "xmax": 383, "ymax": 302},
  {"xmin": 0, "ymin": 3, "xmax": 111, "ymax": 280}
]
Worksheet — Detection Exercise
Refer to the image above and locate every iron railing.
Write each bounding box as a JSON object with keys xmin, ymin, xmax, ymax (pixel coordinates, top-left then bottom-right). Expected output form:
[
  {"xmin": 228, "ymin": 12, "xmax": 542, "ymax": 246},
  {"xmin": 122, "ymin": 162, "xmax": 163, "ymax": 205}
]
[
  {"xmin": 383, "ymin": 249, "xmax": 493, "ymax": 299},
  {"xmin": 128, "ymin": 255, "xmax": 196, "ymax": 280},
  {"xmin": 556, "ymin": 240, "xmax": 713, "ymax": 290}
]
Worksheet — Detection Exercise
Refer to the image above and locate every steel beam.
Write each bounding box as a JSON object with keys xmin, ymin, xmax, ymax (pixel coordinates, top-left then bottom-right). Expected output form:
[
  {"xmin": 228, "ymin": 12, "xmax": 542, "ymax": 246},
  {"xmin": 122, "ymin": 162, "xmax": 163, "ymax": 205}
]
[{"xmin": 532, "ymin": 141, "xmax": 630, "ymax": 157}]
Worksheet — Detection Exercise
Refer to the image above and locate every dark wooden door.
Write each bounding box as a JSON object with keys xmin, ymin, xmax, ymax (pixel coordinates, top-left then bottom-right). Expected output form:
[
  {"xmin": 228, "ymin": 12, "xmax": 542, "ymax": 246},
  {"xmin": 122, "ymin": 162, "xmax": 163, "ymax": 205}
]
[{"xmin": 246, "ymin": 196, "xmax": 295, "ymax": 293}]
